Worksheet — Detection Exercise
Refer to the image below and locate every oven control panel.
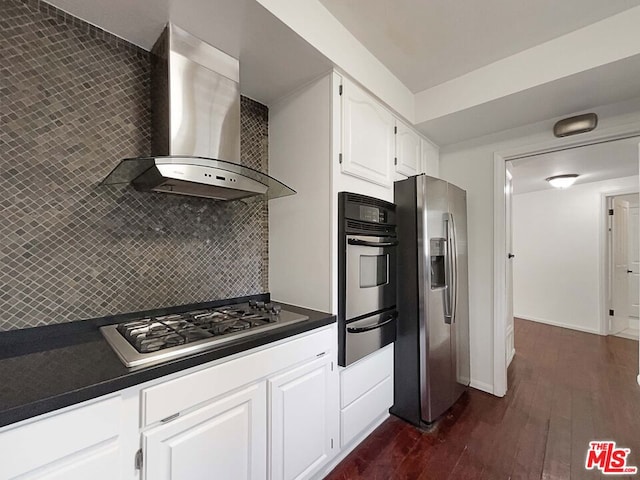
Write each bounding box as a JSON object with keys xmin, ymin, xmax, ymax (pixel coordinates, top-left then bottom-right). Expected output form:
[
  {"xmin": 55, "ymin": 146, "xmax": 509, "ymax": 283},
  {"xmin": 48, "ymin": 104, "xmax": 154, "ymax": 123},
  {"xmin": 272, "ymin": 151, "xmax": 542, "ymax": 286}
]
[{"xmin": 340, "ymin": 192, "xmax": 396, "ymax": 236}]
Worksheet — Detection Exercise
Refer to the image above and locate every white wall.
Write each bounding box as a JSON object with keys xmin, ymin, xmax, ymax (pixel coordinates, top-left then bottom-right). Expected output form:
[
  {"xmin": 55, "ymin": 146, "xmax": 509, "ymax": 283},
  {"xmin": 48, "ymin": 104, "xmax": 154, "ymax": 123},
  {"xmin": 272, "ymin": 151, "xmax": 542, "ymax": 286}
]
[
  {"xmin": 269, "ymin": 75, "xmax": 333, "ymax": 312},
  {"xmin": 512, "ymin": 176, "xmax": 639, "ymax": 334},
  {"xmin": 438, "ymin": 103, "xmax": 640, "ymax": 394},
  {"xmin": 255, "ymin": 0, "xmax": 414, "ymax": 122}
]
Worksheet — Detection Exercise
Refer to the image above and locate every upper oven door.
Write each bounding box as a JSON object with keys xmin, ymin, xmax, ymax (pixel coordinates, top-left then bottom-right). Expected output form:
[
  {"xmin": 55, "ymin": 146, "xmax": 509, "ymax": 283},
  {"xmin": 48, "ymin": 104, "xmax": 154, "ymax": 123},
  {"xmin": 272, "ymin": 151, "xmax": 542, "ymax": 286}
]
[{"xmin": 346, "ymin": 235, "xmax": 398, "ymax": 320}]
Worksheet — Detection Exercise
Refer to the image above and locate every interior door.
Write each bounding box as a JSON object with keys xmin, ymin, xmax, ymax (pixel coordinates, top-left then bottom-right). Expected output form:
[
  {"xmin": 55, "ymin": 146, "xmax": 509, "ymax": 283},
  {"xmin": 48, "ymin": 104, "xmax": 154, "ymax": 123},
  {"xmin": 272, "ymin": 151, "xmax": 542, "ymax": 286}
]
[
  {"xmin": 505, "ymin": 164, "xmax": 515, "ymax": 367},
  {"xmin": 611, "ymin": 197, "xmax": 630, "ymax": 335},
  {"xmin": 627, "ymin": 203, "xmax": 639, "ymax": 319}
]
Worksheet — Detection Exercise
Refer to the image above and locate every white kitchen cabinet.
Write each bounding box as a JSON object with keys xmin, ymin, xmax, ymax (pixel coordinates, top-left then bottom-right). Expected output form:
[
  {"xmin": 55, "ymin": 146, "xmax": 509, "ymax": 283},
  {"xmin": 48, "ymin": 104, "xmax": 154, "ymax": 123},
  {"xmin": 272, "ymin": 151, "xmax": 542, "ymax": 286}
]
[
  {"xmin": 420, "ymin": 137, "xmax": 440, "ymax": 177},
  {"xmin": 339, "ymin": 344, "xmax": 393, "ymax": 448},
  {"xmin": 269, "ymin": 355, "xmax": 335, "ymax": 480},
  {"xmin": 0, "ymin": 396, "xmax": 122, "ymax": 480},
  {"xmin": 395, "ymin": 120, "xmax": 421, "ymax": 177},
  {"xmin": 341, "ymin": 78, "xmax": 395, "ymax": 187},
  {"xmin": 139, "ymin": 325, "xmax": 337, "ymax": 480},
  {"xmin": 142, "ymin": 382, "xmax": 267, "ymax": 480}
]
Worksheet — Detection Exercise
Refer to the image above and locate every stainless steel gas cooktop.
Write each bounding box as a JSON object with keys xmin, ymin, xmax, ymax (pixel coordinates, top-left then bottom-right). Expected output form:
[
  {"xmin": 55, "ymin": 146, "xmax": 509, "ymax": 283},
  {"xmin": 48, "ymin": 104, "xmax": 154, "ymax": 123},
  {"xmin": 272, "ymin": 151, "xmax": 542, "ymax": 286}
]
[{"xmin": 101, "ymin": 301, "xmax": 308, "ymax": 367}]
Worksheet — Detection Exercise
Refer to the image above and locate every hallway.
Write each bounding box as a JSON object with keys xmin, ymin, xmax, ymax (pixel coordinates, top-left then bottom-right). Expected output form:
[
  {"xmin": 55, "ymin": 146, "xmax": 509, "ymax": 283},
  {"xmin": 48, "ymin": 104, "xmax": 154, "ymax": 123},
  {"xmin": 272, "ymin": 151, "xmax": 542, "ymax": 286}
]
[{"xmin": 325, "ymin": 318, "xmax": 640, "ymax": 479}]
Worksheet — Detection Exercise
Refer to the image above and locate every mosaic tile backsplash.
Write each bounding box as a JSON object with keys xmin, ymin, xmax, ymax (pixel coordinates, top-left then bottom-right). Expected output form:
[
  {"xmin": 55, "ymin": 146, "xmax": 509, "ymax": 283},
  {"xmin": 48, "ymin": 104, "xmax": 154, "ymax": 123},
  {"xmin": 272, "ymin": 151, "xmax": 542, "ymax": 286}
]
[{"xmin": 1, "ymin": 0, "xmax": 270, "ymax": 331}]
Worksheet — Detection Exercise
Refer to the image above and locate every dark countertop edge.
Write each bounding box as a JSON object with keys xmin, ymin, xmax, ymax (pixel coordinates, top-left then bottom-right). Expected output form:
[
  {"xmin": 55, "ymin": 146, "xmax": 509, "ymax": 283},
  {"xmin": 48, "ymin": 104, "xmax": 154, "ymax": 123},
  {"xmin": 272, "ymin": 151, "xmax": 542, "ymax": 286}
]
[{"xmin": 0, "ymin": 305, "xmax": 335, "ymax": 428}]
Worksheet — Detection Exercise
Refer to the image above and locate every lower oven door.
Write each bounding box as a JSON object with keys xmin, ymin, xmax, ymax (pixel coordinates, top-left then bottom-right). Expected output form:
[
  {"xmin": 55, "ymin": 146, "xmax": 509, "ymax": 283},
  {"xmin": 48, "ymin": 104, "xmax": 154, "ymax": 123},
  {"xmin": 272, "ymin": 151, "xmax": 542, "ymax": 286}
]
[
  {"xmin": 344, "ymin": 310, "xmax": 397, "ymax": 366},
  {"xmin": 346, "ymin": 235, "xmax": 397, "ymax": 320}
]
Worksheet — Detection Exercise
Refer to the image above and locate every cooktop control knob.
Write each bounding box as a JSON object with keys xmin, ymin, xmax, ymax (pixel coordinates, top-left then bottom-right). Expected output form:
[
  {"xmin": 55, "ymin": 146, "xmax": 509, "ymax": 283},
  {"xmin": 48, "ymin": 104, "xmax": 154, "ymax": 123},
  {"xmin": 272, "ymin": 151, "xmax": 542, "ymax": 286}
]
[
  {"xmin": 271, "ymin": 304, "xmax": 282, "ymax": 315},
  {"xmin": 248, "ymin": 300, "xmax": 257, "ymax": 308},
  {"xmin": 256, "ymin": 301, "xmax": 265, "ymax": 310}
]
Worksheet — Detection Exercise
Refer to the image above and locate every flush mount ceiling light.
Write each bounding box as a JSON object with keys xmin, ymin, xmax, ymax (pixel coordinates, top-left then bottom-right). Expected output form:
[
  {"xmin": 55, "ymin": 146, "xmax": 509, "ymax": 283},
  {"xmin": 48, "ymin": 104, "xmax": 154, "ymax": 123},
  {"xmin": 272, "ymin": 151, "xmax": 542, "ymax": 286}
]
[
  {"xmin": 546, "ymin": 174, "xmax": 579, "ymax": 189},
  {"xmin": 553, "ymin": 113, "xmax": 598, "ymax": 137}
]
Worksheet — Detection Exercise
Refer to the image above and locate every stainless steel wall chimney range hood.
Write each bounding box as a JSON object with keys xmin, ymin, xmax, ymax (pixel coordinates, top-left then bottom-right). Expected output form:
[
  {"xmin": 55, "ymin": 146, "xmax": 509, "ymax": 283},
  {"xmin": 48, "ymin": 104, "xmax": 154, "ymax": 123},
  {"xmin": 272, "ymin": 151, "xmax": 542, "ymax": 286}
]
[{"xmin": 101, "ymin": 24, "xmax": 295, "ymax": 201}]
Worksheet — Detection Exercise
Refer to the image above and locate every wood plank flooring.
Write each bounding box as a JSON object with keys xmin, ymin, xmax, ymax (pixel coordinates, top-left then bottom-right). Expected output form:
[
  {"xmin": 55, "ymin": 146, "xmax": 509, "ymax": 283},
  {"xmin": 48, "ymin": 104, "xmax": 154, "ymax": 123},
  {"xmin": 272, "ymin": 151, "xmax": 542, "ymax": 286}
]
[{"xmin": 325, "ymin": 318, "xmax": 640, "ymax": 480}]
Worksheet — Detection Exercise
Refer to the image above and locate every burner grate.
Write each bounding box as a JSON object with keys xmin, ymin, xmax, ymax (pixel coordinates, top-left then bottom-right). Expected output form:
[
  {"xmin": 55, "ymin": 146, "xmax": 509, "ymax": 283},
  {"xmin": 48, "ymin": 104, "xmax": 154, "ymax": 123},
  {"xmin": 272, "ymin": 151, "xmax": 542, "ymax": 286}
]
[{"xmin": 116, "ymin": 303, "xmax": 280, "ymax": 353}]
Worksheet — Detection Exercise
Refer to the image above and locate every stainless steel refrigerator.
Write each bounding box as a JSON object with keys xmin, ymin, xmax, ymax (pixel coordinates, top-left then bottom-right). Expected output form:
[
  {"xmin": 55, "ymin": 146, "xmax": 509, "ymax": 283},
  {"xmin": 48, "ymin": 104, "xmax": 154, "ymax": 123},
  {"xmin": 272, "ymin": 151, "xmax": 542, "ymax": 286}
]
[{"xmin": 391, "ymin": 174, "xmax": 471, "ymax": 425}]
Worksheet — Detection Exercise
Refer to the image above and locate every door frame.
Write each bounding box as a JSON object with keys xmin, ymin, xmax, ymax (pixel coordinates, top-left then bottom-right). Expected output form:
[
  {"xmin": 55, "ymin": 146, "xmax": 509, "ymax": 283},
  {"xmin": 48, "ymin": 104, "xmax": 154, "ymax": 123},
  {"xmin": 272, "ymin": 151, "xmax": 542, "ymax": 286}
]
[
  {"xmin": 601, "ymin": 190, "xmax": 639, "ymax": 336},
  {"xmin": 492, "ymin": 121, "xmax": 640, "ymax": 397}
]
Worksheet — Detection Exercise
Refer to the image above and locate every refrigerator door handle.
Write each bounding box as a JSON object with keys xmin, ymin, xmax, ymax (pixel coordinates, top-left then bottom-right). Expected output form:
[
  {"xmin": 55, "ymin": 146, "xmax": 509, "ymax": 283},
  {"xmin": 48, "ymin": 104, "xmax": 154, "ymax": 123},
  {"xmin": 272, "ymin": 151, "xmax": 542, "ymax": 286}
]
[
  {"xmin": 450, "ymin": 213, "xmax": 459, "ymax": 324},
  {"xmin": 444, "ymin": 213, "xmax": 456, "ymax": 324}
]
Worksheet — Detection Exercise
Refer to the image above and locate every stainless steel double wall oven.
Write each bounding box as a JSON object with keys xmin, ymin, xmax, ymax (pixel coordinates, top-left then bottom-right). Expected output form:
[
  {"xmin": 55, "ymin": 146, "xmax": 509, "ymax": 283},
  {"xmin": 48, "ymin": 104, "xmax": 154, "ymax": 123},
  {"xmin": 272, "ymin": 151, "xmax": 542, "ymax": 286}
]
[{"xmin": 338, "ymin": 192, "xmax": 398, "ymax": 366}]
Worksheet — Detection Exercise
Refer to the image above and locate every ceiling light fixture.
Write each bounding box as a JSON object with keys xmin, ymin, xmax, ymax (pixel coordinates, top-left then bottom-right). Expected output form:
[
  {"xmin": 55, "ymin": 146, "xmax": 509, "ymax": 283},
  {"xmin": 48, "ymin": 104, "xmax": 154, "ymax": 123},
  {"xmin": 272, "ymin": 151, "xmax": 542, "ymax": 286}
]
[
  {"xmin": 553, "ymin": 113, "xmax": 598, "ymax": 137},
  {"xmin": 546, "ymin": 174, "xmax": 579, "ymax": 189}
]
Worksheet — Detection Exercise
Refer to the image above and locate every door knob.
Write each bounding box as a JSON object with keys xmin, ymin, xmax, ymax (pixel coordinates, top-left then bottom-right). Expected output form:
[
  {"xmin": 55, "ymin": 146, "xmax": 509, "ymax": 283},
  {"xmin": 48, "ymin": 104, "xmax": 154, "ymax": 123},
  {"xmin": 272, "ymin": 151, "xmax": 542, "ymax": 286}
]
[
  {"xmin": 508, "ymin": 253, "xmax": 515, "ymax": 259},
  {"xmin": 627, "ymin": 270, "xmax": 633, "ymax": 273}
]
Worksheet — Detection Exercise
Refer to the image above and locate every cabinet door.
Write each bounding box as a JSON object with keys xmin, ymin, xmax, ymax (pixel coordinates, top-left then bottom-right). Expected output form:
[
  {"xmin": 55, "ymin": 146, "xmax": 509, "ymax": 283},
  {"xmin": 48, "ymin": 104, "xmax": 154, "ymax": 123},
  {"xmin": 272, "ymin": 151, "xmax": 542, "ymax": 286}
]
[
  {"xmin": 341, "ymin": 79, "xmax": 394, "ymax": 187},
  {"xmin": 19, "ymin": 444, "xmax": 120, "ymax": 480},
  {"xmin": 0, "ymin": 396, "xmax": 122, "ymax": 480},
  {"xmin": 269, "ymin": 355, "xmax": 334, "ymax": 480},
  {"xmin": 395, "ymin": 121, "xmax": 421, "ymax": 177},
  {"xmin": 143, "ymin": 382, "xmax": 267, "ymax": 480},
  {"xmin": 420, "ymin": 137, "xmax": 439, "ymax": 177}
]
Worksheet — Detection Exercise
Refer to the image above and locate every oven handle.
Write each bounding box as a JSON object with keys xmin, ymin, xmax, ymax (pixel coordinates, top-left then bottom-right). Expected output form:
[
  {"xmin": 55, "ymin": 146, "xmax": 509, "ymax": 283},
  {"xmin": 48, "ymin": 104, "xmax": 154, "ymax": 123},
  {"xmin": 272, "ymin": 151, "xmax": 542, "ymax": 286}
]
[
  {"xmin": 347, "ymin": 313, "xmax": 397, "ymax": 333},
  {"xmin": 347, "ymin": 238, "xmax": 398, "ymax": 248}
]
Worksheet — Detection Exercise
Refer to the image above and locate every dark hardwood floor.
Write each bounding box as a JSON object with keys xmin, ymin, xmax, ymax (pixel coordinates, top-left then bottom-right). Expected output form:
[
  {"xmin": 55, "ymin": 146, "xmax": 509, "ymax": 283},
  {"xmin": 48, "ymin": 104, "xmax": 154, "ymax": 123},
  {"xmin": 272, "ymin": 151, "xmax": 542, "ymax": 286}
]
[{"xmin": 325, "ymin": 318, "xmax": 640, "ymax": 480}]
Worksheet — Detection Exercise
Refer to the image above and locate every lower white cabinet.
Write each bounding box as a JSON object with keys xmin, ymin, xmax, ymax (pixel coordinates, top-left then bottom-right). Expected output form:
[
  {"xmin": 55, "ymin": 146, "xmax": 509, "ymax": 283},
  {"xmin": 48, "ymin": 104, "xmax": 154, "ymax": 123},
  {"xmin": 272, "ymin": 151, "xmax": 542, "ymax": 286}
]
[
  {"xmin": 339, "ymin": 345, "xmax": 394, "ymax": 448},
  {"xmin": 140, "ymin": 325, "xmax": 338, "ymax": 480},
  {"xmin": 143, "ymin": 382, "xmax": 267, "ymax": 480},
  {"xmin": 0, "ymin": 326, "xmax": 340, "ymax": 480},
  {"xmin": 269, "ymin": 355, "xmax": 334, "ymax": 480},
  {"xmin": 0, "ymin": 396, "xmax": 122, "ymax": 480}
]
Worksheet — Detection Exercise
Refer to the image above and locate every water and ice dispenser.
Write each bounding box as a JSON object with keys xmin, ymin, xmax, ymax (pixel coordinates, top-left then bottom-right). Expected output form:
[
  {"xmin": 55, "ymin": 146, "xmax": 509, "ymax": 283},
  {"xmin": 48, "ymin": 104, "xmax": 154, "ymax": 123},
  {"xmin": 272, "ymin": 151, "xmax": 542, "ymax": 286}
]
[{"xmin": 430, "ymin": 238, "xmax": 446, "ymax": 289}]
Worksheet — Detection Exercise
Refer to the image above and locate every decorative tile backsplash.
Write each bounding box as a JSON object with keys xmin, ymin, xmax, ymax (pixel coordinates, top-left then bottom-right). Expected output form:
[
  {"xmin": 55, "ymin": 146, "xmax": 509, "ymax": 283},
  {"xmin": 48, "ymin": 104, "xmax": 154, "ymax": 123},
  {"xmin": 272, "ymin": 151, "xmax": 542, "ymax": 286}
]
[{"xmin": 0, "ymin": 0, "xmax": 269, "ymax": 331}]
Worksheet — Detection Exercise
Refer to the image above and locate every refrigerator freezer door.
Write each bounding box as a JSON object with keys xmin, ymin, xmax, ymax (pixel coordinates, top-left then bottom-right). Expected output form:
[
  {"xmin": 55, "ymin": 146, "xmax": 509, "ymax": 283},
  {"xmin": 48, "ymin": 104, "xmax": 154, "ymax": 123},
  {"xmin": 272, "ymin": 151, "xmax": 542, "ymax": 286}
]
[
  {"xmin": 448, "ymin": 182, "xmax": 471, "ymax": 400},
  {"xmin": 417, "ymin": 175, "xmax": 453, "ymax": 423}
]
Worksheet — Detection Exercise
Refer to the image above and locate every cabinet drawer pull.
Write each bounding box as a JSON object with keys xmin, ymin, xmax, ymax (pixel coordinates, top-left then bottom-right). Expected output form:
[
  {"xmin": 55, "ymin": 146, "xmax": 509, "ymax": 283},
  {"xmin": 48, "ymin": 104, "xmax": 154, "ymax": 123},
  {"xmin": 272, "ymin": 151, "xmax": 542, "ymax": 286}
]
[{"xmin": 160, "ymin": 412, "xmax": 180, "ymax": 423}]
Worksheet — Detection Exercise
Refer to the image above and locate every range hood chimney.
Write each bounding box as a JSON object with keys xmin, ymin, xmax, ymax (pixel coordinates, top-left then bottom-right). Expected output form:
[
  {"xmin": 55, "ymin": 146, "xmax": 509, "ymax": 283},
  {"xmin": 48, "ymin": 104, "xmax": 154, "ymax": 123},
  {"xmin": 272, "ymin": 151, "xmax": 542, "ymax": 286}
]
[{"xmin": 101, "ymin": 24, "xmax": 295, "ymax": 201}]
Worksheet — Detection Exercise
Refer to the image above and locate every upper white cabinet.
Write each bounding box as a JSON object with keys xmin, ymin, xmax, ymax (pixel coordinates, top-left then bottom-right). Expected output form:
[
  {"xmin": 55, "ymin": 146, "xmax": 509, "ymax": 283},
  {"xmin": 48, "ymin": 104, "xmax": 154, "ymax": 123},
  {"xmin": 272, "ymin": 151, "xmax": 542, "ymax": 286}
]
[
  {"xmin": 420, "ymin": 137, "xmax": 440, "ymax": 177},
  {"xmin": 341, "ymin": 78, "xmax": 395, "ymax": 187},
  {"xmin": 395, "ymin": 120, "xmax": 421, "ymax": 177},
  {"xmin": 143, "ymin": 382, "xmax": 267, "ymax": 480},
  {"xmin": 269, "ymin": 355, "xmax": 335, "ymax": 480}
]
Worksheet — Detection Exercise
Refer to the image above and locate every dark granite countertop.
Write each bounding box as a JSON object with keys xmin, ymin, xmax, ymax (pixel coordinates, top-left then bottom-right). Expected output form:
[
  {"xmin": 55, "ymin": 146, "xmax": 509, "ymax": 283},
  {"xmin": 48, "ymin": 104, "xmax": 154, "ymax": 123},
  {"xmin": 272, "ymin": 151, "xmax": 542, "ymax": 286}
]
[{"xmin": 0, "ymin": 295, "xmax": 335, "ymax": 428}]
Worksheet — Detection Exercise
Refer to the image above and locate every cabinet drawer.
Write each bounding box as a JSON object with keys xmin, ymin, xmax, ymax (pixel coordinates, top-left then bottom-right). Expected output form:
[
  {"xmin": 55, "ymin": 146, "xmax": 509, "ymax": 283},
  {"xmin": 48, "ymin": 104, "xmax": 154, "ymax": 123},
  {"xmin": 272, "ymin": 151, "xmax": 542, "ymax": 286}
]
[
  {"xmin": 142, "ymin": 326, "xmax": 335, "ymax": 426},
  {"xmin": 0, "ymin": 396, "xmax": 121, "ymax": 479},
  {"xmin": 340, "ymin": 344, "xmax": 393, "ymax": 408},
  {"xmin": 340, "ymin": 376, "xmax": 393, "ymax": 447}
]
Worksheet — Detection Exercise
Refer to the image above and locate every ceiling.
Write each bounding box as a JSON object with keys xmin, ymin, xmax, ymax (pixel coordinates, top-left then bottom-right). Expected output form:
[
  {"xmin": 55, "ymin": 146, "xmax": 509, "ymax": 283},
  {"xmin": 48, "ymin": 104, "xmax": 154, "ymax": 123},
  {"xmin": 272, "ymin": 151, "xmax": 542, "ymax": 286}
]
[
  {"xmin": 510, "ymin": 136, "xmax": 640, "ymax": 194},
  {"xmin": 416, "ymin": 55, "xmax": 640, "ymax": 146},
  {"xmin": 42, "ymin": 0, "xmax": 640, "ymax": 146},
  {"xmin": 319, "ymin": 0, "xmax": 640, "ymax": 93},
  {"xmin": 46, "ymin": 0, "xmax": 332, "ymax": 104}
]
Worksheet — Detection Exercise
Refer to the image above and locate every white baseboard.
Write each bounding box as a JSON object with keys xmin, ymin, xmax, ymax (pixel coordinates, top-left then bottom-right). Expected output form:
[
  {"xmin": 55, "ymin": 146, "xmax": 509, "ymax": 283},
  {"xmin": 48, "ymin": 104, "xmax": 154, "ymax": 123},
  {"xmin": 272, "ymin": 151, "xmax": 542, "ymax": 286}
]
[
  {"xmin": 470, "ymin": 379, "xmax": 494, "ymax": 395},
  {"xmin": 313, "ymin": 411, "xmax": 389, "ymax": 480},
  {"xmin": 637, "ymin": 374, "xmax": 640, "ymax": 387},
  {"xmin": 613, "ymin": 328, "xmax": 639, "ymax": 340},
  {"xmin": 514, "ymin": 314, "xmax": 601, "ymax": 335},
  {"xmin": 507, "ymin": 347, "xmax": 516, "ymax": 366}
]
